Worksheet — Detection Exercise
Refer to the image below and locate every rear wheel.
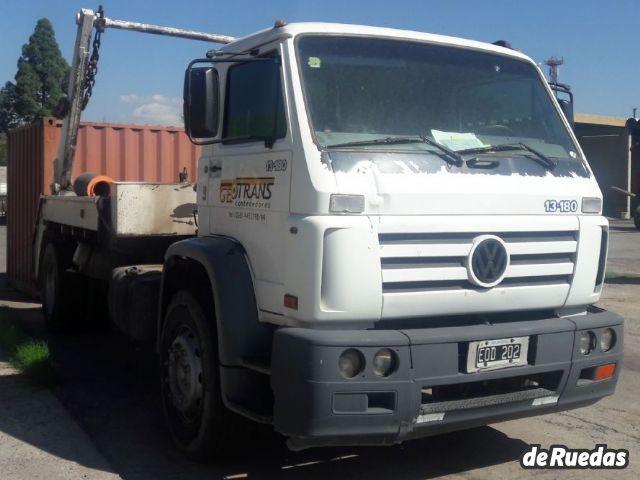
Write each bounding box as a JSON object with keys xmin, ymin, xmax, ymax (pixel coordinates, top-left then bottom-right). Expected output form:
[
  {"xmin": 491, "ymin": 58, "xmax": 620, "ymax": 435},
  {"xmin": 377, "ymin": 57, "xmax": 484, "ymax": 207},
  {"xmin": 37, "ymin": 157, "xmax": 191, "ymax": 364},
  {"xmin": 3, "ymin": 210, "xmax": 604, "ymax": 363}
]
[
  {"xmin": 160, "ymin": 289, "xmax": 248, "ymax": 461},
  {"xmin": 40, "ymin": 242, "xmax": 85, "ymax": 331}
]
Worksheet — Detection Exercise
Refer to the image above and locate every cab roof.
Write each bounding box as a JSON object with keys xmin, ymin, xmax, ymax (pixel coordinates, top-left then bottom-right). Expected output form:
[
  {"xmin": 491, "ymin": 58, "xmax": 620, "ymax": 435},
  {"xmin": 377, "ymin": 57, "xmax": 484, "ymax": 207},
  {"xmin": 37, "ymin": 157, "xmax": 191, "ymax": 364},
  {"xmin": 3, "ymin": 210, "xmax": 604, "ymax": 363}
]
[{"xmin": 221, "ymin": 22, "xmax": 533, "ymax": 64}]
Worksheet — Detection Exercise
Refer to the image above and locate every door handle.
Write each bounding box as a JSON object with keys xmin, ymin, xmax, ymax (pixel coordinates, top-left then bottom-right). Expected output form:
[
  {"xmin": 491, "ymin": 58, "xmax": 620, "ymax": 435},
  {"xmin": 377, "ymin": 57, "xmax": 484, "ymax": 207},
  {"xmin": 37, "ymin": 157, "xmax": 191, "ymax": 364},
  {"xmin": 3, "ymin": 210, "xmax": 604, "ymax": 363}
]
[{"xmin": 208, "ymin": 162, "xmax": 222, "ymax": 178}]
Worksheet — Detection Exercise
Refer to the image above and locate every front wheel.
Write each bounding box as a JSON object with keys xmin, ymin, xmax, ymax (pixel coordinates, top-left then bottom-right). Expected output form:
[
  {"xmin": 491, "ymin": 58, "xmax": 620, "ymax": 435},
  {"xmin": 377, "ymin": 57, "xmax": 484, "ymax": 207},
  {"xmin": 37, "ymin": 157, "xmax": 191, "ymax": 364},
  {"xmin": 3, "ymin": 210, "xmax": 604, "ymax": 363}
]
[{"xmin": 160, "ymin": 290, "xmax": 248, "ymax": 461}]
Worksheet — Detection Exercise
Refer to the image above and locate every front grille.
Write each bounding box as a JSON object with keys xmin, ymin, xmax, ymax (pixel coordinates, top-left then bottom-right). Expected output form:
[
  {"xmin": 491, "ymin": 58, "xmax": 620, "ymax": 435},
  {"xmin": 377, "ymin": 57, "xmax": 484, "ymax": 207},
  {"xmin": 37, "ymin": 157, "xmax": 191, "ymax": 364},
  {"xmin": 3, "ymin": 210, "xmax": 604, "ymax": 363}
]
[{"xmin": 380, "ymin": 230, "xmax": 577, "ymax": 293}]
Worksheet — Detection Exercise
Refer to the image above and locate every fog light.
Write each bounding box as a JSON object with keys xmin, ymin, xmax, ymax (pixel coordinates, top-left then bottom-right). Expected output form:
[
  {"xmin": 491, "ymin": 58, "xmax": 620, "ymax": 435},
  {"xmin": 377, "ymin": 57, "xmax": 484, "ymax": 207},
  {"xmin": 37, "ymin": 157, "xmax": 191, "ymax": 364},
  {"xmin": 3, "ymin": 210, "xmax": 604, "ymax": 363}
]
[
  {"xmin": 338, "ymin": 349, "xmax": 365, "ymax": 379},
  {"xmin": 600, "ymin": 328, "xmax": 615, "ymax": 352},
  {"xmin": 373, "ymin": 348, "xmax": 398, "ymax": 377},
  {"xmin": 579, "ymin": 331, "xmax": 596, "ymax": 355}
]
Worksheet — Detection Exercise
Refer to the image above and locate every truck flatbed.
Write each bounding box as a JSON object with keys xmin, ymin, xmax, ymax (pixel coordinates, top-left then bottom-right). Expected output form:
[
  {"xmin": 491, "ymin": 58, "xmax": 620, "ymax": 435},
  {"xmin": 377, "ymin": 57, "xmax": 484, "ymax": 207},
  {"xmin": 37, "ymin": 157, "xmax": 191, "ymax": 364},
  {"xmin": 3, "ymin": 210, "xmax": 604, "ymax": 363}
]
[{"xmin": 41, "ymin": 182, "xmax": 197, "ymax": 237}]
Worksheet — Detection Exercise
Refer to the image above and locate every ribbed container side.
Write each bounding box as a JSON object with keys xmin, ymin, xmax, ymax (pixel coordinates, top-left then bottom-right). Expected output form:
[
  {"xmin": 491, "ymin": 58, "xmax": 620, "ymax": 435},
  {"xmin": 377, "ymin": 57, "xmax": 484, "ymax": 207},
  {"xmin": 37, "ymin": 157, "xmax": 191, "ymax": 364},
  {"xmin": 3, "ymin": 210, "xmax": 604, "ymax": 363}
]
[
  {"xmin": 64, "ymin": 119, "xmax": 199, "ymax": 182},
  {"xmin": 7, "ymin": 117, "xmax": 200, "ymax": 296}
]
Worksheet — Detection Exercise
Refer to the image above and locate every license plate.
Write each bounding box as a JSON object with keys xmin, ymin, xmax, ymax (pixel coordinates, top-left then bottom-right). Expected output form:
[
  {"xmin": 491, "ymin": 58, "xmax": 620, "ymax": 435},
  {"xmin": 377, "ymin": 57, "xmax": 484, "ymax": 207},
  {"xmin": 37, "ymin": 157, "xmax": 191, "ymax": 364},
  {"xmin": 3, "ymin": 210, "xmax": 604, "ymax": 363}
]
[{"xmin": 466, "ymin": 336, "xmax": 529, "ymax": 373}]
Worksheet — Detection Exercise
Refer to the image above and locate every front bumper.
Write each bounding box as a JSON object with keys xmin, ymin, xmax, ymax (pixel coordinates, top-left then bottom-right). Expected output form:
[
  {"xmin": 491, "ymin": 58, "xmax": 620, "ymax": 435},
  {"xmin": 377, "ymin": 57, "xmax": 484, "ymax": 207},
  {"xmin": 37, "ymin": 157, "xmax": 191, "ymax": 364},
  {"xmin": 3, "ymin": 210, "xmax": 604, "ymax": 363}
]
[{"xmin": 271, "ymin": 308, "xmax": 623, "ymax": 450}]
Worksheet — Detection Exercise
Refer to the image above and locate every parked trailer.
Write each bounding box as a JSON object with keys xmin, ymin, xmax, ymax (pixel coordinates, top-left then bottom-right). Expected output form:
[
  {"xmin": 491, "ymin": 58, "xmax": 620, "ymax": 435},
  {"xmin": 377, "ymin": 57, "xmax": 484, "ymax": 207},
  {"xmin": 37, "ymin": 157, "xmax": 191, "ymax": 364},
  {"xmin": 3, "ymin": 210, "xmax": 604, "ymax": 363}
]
[{"xmin": 34, "ymin": 7, "xmax": 623, "ymax": 461}]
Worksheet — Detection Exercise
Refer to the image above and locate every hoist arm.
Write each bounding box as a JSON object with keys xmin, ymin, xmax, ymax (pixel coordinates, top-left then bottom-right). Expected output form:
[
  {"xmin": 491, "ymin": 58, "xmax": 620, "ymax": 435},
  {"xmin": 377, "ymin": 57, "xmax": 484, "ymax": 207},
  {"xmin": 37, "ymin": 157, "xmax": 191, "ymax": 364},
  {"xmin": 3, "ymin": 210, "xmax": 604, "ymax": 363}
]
[
  {"xmin": 52, "ymin": 6, "xmax": 236, "ymax": 194},
  {"xmin": 52, "ymin": 8, "xmax": 96, "ymax": 194}
]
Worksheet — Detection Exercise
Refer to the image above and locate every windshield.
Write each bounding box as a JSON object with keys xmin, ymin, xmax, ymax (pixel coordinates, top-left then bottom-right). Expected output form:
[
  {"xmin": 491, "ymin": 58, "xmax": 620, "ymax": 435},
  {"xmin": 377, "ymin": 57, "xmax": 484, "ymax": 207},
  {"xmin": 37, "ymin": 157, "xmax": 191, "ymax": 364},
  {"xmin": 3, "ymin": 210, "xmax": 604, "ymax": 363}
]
[{"xmin": 296, "ymin": 36, "xmax": 580, "ymax": 163}]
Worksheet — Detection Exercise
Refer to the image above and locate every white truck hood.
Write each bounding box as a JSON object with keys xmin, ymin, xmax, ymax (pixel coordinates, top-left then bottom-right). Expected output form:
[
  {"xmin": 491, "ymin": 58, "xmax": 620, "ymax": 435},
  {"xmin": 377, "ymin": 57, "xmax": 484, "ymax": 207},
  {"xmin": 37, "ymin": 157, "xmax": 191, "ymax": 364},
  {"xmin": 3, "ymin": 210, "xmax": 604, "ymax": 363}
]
[{"xmin": 327, "ymin": 151, "xmax": 600, "ymax": 216}]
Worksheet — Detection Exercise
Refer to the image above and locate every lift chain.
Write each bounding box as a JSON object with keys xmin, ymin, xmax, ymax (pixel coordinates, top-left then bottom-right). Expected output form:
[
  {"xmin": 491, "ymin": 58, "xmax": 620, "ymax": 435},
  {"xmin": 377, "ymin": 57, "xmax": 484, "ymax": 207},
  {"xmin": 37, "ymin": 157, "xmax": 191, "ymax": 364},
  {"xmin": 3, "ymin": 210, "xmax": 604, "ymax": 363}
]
[{"xmin": 81, "ymin": 5, "xmax": 105, "ymax": 110}]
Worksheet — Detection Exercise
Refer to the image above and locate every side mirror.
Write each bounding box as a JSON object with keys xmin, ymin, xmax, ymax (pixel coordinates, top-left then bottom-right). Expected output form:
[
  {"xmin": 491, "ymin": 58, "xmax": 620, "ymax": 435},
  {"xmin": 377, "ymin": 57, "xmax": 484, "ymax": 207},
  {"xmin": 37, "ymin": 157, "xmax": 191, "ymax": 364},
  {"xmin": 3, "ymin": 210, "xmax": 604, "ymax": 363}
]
[
  {"xmin": 626, "ymin": 117, "xmax": 640, "ymax": 134},
  {"xmin": 558, "ymin": 98, "xmax": 574, "ymax": 129},
  {"xmin": 184, "ymin": 65, "xmax": 219, "ymax": 142},
  {"xmin": 548, "ymin": 82, "xmax": 574, "ymax": 130}
]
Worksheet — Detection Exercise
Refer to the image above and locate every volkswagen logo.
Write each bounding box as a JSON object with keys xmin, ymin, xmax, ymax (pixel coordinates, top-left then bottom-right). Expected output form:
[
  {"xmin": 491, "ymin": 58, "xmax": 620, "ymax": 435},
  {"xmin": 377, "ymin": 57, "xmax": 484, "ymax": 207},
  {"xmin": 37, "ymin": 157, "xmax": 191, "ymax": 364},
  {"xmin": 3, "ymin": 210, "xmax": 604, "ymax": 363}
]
[{"xmin": 468, "ymin": 235, "xmax": 509, "ymax": 288}]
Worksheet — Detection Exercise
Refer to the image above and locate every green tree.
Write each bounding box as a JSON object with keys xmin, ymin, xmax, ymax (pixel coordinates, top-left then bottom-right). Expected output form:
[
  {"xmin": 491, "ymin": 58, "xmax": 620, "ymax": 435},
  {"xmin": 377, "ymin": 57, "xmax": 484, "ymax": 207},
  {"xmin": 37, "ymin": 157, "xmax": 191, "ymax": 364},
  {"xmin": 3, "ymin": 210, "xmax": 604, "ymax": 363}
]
[
  {"xmin": 0, "ymin": 82, "xmax": 18, "ymax": 165},
  {"xmin": 0, "ymin": 19, "xmax": 68, "ymax": 164},
  {"xmin": 0, "ymin": 132, "xmax": 7, "ymax": 166},
  {"xmin": 1, "ymin": 18, "xmax": 69, "ymax": 129},
  {"xmin": 0, "ymin": 82, "xmax": 19, "ymax": 132}
]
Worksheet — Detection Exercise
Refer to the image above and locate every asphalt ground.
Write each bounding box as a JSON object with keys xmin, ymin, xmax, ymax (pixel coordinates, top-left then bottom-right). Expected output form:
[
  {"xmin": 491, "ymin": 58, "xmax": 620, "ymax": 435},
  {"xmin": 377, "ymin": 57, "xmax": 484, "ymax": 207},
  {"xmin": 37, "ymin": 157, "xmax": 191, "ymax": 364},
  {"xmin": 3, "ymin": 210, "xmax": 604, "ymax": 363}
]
[
  {"xmin": 0, "ymin": 225, "xmax": 121, "ymax": 480},
  {"xmin": 0, "ymin": 221, "xmax": 638, "ymax": 479}
]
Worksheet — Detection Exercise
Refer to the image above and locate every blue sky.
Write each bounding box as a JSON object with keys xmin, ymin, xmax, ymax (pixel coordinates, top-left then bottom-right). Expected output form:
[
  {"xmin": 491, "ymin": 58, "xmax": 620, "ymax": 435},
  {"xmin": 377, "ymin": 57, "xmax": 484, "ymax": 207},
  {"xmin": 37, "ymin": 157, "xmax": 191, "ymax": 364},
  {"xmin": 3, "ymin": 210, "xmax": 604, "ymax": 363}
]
[{"xmin": 0, "ymin": 0, "xmax": 636, "ymax": 126}]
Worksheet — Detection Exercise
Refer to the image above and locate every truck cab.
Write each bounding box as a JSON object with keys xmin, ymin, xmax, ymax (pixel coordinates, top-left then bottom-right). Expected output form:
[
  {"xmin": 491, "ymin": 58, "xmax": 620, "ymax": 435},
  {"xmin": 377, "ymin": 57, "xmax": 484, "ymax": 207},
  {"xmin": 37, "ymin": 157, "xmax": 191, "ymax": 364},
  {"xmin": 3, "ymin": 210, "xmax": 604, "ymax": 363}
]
[{"xmin": 168, "ymin": 22, "xmax": 622, "ymax": 454}]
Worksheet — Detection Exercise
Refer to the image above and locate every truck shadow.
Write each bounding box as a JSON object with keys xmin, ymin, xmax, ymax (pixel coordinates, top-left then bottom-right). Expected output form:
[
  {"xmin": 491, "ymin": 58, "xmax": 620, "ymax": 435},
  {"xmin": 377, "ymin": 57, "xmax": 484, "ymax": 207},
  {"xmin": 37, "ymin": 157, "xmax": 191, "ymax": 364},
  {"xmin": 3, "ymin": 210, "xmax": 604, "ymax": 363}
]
[
  {"xmin": 217, "ymin": 427, "xmax": 530, "ymax": 480},
  {"xmin": 0, "ymin": 286, "xmax": 530, "ymax": 479}
]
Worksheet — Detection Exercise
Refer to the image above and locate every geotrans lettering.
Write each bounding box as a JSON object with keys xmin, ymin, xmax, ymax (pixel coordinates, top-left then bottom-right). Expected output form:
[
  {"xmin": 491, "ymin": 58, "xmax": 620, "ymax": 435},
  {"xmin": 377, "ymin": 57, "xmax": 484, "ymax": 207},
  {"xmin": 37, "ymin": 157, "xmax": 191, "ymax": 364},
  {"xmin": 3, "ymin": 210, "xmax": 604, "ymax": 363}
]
[{"xmin": 220, "ymin": 177, "xmax": 274, "ymax": 208}]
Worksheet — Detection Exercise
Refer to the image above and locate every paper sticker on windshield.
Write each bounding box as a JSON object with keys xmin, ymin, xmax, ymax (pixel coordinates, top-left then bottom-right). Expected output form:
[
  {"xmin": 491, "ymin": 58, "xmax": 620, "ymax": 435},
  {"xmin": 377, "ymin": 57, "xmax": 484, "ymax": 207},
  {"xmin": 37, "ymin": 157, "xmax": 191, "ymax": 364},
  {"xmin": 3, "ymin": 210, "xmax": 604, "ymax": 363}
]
[
  {"xmin": 308, "ymin": 57, "xmax": 321, "ymax": 68},
  {"xmin": 431, "ymin": 129, "xmax": 485, "ymax": 151}
]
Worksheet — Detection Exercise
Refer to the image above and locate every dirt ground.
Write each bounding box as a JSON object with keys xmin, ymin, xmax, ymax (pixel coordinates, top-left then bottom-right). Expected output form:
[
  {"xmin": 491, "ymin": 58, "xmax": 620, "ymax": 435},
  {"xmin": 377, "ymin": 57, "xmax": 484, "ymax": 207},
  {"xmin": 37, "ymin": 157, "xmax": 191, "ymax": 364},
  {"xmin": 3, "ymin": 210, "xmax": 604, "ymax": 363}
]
[{"xmin": 0, "ymin": 221, "xmax": 638, "ymax": 479}]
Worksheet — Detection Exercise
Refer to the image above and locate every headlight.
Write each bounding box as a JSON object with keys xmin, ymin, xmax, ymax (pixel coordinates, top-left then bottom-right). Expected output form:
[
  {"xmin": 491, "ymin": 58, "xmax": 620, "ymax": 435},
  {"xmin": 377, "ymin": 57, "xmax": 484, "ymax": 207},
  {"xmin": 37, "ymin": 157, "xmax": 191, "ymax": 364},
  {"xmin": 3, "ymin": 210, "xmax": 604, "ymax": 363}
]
[
  {"xmin": 600, "ymin": 328, "xmax": 615, "ymax": 352},
  {"xmin": 579, "ymin": 331, "xmax": 596, "ymax": 355},
  {"xmin": 338, "ymin": 349, "xmax": 365, "ymax": 379},
  {"xmin": 372, "ymin": 348, "xmax": 398, "ymax": 377}
]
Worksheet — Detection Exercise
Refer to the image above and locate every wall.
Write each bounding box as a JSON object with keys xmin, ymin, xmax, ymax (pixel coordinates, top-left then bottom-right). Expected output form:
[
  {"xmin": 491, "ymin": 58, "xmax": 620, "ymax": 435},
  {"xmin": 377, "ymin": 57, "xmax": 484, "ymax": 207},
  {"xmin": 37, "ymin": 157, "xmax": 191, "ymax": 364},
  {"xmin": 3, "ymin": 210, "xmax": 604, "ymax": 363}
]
[{"xmin": 7, "ymin": 117, "xmax": 200, "ymax": 296}]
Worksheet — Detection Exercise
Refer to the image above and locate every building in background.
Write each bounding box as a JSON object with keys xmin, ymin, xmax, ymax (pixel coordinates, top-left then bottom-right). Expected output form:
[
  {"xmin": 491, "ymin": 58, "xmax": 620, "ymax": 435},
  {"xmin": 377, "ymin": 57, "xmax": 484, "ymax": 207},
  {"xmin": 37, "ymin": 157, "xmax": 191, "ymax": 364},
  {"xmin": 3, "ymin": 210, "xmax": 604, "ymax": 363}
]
[{"xmin": 574, "ymin": 114, "xmax": 633, "ymax": 218}]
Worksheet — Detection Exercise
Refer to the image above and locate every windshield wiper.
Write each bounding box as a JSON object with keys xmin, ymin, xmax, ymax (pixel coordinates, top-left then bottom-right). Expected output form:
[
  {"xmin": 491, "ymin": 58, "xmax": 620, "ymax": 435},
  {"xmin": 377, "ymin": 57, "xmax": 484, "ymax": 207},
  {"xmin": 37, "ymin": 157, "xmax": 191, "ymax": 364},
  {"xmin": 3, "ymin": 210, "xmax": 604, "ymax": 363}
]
[
  {"xmin": 457, "ymin": 143, "xmax": 557, "ymax": 170},
  {"xmin": 418, "ymin": 135, "xmax": 464, "ymax": 167},
  {"xmin": 326, "ymin": 136, "xmax": 424, "ymax": 149},
  {"xmin": 326, "ymin": 136, "xmax": 463, "ymax": 167}
]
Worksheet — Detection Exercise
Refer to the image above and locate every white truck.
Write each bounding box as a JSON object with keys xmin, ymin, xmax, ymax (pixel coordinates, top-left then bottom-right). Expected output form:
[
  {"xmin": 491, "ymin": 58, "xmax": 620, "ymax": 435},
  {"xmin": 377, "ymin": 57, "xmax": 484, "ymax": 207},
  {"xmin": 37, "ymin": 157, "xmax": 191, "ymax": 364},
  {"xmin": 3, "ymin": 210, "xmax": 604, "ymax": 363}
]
[{"xmin": 34, "ymin": 7, "xmax": 623, "ymax": 460}]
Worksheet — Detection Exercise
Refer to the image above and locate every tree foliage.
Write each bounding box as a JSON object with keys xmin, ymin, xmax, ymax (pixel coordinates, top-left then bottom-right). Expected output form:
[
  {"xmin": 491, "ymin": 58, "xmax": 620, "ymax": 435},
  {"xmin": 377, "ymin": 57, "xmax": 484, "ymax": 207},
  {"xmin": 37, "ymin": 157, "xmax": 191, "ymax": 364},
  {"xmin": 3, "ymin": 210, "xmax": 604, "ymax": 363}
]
[
  {"xmin": 0, "ymin": 132, "xmax": 7, "ymax": 166},
  {"xmin": 0, "ymin": 18, "xmax": 69, "ymax": 133},
  {"xmin": 0, "ymin": 82, "xmax": 19, "ymax": 133},
  {"xmin": 0, "ymin": 83, "xmax": 17, "ymax": 165}
]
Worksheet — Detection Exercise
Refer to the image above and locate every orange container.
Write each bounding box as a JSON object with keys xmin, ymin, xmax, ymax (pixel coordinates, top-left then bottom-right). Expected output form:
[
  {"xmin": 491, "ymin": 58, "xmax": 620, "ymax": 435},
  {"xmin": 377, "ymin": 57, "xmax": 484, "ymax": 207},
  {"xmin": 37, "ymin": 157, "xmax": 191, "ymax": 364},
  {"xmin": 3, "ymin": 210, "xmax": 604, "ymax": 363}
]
[{"xmin": 7, "ymin": 117, "xmax": 201, "ymax": 296}]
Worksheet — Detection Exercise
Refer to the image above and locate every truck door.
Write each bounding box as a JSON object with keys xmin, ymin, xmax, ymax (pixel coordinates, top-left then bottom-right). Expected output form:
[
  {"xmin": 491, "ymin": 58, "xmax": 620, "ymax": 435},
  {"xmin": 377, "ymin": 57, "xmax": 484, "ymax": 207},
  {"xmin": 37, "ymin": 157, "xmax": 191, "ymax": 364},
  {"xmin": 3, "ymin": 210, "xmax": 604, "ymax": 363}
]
[{"xmin": 208, "ymin": 45, "xmax": 292, "ymax": 317}]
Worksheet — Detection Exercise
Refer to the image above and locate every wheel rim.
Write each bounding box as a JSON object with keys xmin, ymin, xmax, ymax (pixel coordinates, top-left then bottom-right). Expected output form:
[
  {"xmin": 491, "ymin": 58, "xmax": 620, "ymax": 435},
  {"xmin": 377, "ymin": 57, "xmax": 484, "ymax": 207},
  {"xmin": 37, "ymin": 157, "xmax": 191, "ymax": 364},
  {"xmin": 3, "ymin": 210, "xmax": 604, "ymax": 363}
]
[{"xmin": 166, "ymin": 326, "xmax": 204, "ymax": 420}]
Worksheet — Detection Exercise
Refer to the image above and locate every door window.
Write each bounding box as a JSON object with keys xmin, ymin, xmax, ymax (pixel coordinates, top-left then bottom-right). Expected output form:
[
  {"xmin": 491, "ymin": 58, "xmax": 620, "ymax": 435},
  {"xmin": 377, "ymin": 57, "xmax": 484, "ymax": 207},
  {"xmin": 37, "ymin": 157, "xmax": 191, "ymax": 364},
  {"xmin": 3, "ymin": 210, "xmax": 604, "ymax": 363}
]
[{"xmin": 223, "ymin": 58, "xmax": 286, "ymax": 144}]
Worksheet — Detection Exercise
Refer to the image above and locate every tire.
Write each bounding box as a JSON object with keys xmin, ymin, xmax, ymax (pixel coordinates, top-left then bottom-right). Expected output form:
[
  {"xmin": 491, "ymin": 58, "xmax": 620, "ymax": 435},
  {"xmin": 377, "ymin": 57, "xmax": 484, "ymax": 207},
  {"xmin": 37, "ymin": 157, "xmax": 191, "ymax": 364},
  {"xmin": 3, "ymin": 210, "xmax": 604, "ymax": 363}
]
[
  {"xmin": 40, "ymin": 242, "xmax": 88, "ymax": 332},
  {"xmin": 40, "ymin": 240, "xmax": 114, "ymax": 332},
  {"xmin": 634, "ymin": 211, "xmax": 640, "ymax": 230},
  {"xmin": 160, "ymin": 289, "xmax": 249, "ymax": 461}
]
